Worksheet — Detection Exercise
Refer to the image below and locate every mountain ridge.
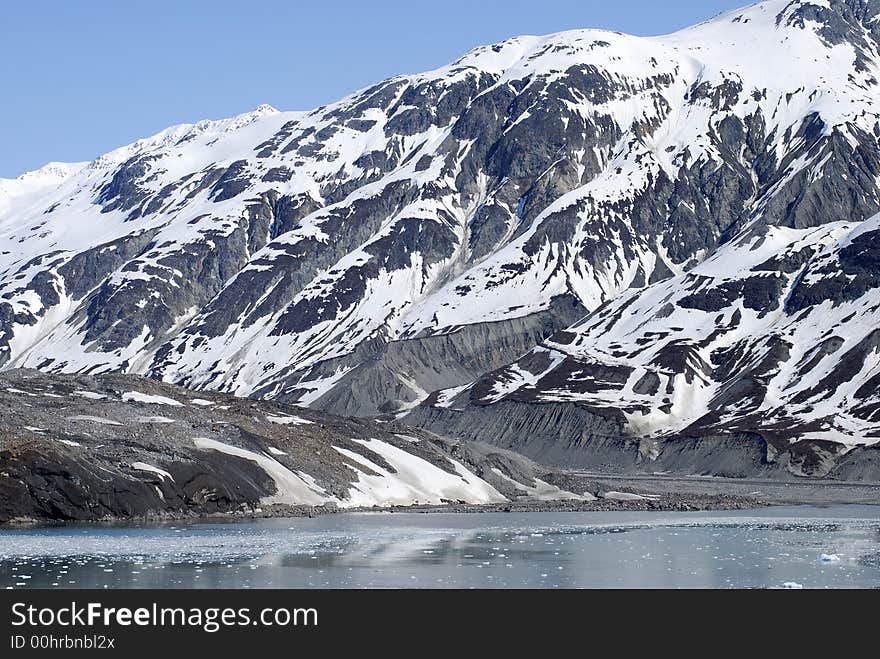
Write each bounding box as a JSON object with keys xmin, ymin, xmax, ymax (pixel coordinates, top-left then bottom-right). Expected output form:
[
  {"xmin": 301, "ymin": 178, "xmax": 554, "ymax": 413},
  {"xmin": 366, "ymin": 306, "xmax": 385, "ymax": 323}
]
[{"xmin": 1, "ymin": 0, "xmax": 879, "ymax": 476}]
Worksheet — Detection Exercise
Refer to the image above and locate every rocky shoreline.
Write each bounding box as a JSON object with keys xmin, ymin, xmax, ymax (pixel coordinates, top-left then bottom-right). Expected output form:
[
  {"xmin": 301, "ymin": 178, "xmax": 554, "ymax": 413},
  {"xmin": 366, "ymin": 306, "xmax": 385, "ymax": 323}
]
[
  {"xmin": 356, "ymin": 493, "xmax": 770, "ymax": 515},
  {"xmin": 8, "ymin": 467, "xmax": 880, "ymax": 528},
  {"xmin": 0, "ymin": 491, "xmax": 768, "ymax": 528}
]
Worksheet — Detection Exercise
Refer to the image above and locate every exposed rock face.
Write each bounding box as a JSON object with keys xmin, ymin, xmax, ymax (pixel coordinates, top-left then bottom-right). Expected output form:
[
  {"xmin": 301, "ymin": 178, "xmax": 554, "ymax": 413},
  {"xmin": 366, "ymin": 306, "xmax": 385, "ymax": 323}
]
[
  {"xmin": 270, "ymin": 294, "xmax": 587, "ymax": 415},
  {"xmin": 410, "ymin": 217, "xmax": 880, "ymax": 478},
  {"xmin": 1, "ymin": 1, "xmax": 880, "ymax": 477},
  {"xmin": 0, "ymin": 369, "xmax": 593, "ymax": 524}
]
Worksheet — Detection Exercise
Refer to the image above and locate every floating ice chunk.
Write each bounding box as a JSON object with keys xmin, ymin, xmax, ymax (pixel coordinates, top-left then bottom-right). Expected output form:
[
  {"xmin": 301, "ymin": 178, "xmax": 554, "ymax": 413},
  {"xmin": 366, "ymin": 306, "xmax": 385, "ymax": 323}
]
[
  {"xmin": 818, "ymin": 553, "xmax": 841, "ymax": 563},
  {"xmin": 782, "ymin": 582, "xmax": 804, "ymax": 589}
]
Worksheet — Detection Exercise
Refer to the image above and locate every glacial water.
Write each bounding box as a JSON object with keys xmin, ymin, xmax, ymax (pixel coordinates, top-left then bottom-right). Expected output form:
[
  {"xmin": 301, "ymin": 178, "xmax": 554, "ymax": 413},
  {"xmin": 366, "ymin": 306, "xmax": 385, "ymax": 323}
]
[{"xmin": 1, "ymin": 505, "xmax": 878, "ymax": 589}]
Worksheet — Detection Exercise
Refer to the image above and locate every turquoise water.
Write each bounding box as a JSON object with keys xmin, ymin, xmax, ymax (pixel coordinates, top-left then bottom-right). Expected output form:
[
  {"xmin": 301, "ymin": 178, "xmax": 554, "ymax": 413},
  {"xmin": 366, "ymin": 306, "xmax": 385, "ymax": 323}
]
[{"xmin": 1, "ymin": 506, "xmax": 878, "ymax": 589}]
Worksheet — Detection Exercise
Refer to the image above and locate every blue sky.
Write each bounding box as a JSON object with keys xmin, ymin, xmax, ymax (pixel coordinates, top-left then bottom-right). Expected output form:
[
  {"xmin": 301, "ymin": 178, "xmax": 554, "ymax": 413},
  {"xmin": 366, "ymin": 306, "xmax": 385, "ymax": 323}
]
[{"xmin": 1, "ymin": 0, "xmax": 748, "ymax": 178}]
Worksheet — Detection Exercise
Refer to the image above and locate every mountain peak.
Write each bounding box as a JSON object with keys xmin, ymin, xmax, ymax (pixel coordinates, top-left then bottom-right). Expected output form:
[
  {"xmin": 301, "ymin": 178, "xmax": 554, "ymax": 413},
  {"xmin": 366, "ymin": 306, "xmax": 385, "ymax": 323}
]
[{"xmin": 252, "ymin": 103, "xmax": 280, "ymax": 115}]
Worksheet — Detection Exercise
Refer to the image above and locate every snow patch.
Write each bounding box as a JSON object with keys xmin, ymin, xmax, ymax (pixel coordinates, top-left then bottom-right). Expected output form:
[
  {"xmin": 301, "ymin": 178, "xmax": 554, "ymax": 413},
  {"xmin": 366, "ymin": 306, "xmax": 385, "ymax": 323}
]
[
  {"xmin": 600, "ymin": 491, "xmax": 651, "ymax": 501},
  {"xmin": 74, "ymin": 391, "xmax": 107, "ymax": 400},
  {"xmin": 131, "ymin": 462, "xmax": 174, "ymax": 482},
  {"xmin": 266, "ymin": 414, "xmax": 312, "ymax": 426},
  {"xmin": 333, "ymin": 438, "xmax": 506, "ymax": 507},
  {"xmin": 193, "ymin": 437, "xmax": 329, "ymax": 506},
  {"xmin": 67, "ymin": 415, "xmax": 121, "ymax": 426},
  {"xmin": 122, "ymin": 391, "xmax": 183, "ymax": 406},
  {"xmin": 490, "ymin": 468, "xmax": 594, "ymax": 501}
]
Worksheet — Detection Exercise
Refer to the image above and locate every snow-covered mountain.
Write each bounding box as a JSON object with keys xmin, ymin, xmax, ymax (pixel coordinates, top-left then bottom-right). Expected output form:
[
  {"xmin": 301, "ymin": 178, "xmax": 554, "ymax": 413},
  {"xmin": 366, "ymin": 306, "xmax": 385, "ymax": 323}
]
[{"xmin": 2, "ymin": 0, "xmax": 880, "ymax": 475}]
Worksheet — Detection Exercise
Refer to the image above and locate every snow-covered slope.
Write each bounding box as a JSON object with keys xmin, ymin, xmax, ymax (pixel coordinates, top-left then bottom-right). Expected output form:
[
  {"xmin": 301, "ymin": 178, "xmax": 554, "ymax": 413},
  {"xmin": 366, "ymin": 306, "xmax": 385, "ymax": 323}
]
[
  {"xmin": 1, "ymin": 369, "xmax": 593, "ymax": 523},
  {"xmin": 1, "ymin": 1, "xmax": 880, "ymax": 475},
  {"xmin": 411, "ymin": 214, "xmax": 880, "ymax": 476}
]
